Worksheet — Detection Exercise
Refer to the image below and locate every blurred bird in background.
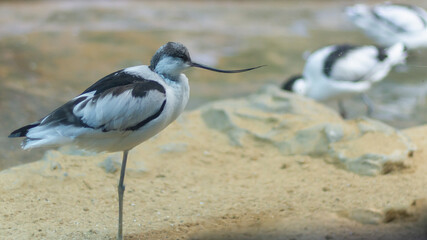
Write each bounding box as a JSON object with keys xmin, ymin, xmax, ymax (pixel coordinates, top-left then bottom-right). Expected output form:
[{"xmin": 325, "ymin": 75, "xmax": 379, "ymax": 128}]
[
  {"xmin": 282, "ymin": 43, "xmax": 407, "ymax": 118},
  {"xmin": 346, "ymin": 3, "xmax": 427, "ymax": 50}
]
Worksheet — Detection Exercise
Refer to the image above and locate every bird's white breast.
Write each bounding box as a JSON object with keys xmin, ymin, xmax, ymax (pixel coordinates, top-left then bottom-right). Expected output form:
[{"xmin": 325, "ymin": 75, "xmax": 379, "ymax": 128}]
[
  {"xmin": 124, "ymin": 65, "xmax": 190, "ymax": 125},
  {"xmin": 111, "ymin": 65, "xmax": 190, "ymax": 151}
]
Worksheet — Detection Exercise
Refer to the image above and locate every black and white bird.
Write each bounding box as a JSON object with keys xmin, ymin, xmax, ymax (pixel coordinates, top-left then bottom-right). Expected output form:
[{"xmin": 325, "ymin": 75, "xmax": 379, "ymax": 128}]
[
  {"xmin": 8, "ymin": 42, "xmax": 262, "ymax": 240},
  {"xmin": 282, "ymin": 43, "xmax": 406, "ymax": 118},
  {"xmin": 346, "ymin": 3, "xmax": 427, "ymax": 49}
]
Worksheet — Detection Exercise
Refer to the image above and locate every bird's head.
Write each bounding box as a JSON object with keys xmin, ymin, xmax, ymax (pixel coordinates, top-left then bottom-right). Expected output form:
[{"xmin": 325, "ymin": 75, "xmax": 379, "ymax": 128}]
[
  {"xmin": 150, "ymin": 42, "xmax": 264, "ymax": 80},
  {"xmin": 281, "ymin": 75, "xmax": 308, "ymax": 96}
]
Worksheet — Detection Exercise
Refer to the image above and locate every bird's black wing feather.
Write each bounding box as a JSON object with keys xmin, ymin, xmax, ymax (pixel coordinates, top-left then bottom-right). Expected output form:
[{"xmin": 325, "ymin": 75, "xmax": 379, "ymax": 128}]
[{"xmin": 9, "ymin": 69, "xmax": 167, "ymax": 137}]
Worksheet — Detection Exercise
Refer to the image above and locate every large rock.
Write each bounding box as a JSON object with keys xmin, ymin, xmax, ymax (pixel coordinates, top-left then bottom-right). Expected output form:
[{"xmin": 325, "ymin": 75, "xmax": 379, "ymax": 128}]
[{"xmin": 200, "ymin": 85, "xmax": 416, "ymax": 176}]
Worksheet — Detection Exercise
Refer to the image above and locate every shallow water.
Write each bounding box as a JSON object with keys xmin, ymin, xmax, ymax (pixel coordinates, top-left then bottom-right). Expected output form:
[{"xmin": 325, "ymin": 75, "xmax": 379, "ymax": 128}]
[{"xmin": 1, "ymin": 0, "xmax": 426, "ymax": 170}]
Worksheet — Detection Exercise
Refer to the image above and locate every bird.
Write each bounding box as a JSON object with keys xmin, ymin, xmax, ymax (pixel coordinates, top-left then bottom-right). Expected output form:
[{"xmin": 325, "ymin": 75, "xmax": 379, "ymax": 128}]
[
  {"xmin": 282, "ymin": 43, "xmax": 406, "ymax": 118},
  {"xmin": 8, "ymin": 42, "xmax": 263, "ymax": 240},
  {"xmin": 346, "ymin": 3, "xmax": 427, "ymax": 49}
]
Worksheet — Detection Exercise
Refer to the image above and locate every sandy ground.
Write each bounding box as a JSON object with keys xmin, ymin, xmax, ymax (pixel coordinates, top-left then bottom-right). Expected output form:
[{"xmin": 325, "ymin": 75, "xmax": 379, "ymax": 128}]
[{"xmin": 1, "ymin": 99, "xmax": 427, "ymax": 240}]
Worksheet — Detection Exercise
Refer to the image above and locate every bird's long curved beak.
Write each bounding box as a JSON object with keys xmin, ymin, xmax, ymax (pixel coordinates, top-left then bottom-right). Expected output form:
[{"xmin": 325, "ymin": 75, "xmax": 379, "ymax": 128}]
[{"xmin": 190, "ymin": 62, "xmax": 265, "ymax": 73}]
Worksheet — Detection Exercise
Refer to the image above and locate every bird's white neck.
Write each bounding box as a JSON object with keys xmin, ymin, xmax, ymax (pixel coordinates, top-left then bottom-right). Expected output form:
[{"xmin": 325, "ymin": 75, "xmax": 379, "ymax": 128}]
[{"xmin": 154, "ymin": 57, "xmax": 188, "ymax": 81}]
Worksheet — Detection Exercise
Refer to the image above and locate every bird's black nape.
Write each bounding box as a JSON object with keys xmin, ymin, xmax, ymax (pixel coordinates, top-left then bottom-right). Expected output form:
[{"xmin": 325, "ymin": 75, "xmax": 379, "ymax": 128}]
[
  {"xmin": 282, "ymin": 74, "xmax": 303, "ymax": 91},
  {"xmin": 149, "ymin": 42, "xmax": 191, "ymax": 71},
  {"xmin": 190, "ymin": 62, "xmax": 265, "ymax": 73}
]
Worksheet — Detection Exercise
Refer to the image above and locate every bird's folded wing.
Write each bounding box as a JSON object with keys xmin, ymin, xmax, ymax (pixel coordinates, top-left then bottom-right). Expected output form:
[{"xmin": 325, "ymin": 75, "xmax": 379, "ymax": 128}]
[
  {"xmin": 373, "ymin": 4, "xmax": 427, "ymax": 33},
  {"xmin": 37, "ymin": 79, "xmax": 167, "ymax": 133},
  {"xmin": 328, "ymin": 46, "xmax": 380, "ymax": 82},
  {"xmin": 72, "ymin": 81, "xmax": 167, "ymax": 132}
]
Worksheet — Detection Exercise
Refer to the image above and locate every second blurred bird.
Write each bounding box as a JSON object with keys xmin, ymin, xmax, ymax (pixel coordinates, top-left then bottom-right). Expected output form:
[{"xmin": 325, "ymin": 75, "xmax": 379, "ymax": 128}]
[{"xmin": 282, "ymin": 43, "xmax": 407, "ymax": 118}]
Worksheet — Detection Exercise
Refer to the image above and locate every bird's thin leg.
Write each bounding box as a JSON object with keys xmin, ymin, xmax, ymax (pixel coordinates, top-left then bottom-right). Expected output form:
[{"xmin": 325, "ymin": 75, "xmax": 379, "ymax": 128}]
[
  {"xmin": 118, "ymin": 150, "xmax": 129, "ymax": 240},
  {"xmin": 337, "ymin": 100, "xmax": 347, "ymax": 119},
  {"xmin": 362, "ymin": 93, "xmax": 375, "ymax": 117}
]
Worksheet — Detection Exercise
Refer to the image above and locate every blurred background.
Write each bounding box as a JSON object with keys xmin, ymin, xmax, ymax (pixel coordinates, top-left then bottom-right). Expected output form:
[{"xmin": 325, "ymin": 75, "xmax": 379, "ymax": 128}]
[{"xmin": 1, "ymin": 0, "xmax": 426, "ymax": 170}]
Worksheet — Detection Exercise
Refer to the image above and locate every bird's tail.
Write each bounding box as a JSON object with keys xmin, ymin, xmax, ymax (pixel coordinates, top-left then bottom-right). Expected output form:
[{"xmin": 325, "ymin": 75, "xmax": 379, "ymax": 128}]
[
  {"xmin": 9, "ymin": 123, "xmax": 40, "ymax": 138},
  {"xmin": 385, "ymin": 42, "xmax": 407, "ymax": 66},
  {"xmin": 9, "ymin": 123, "xmax": 74, "ymax": 150}
]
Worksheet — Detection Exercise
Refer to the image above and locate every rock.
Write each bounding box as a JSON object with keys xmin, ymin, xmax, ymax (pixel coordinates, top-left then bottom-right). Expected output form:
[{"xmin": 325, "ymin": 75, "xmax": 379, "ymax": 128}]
[
  {"xmin": 201, "ymin": 108, "xmax": 247, "ymax": 146},
  {"xmin": 200, "ymin": 85, "xmax": 416, "ymax": 176},
  {"xmin": 338, "ymin": 208, "xmax": 384, "ymax": 225},
  {"xmin": 383, "ymin": 198, "xmax": 427, "ymax": 223},
  {"xmin": 201, "ymin": 85, "xmax": 341, "ymax": 150},
  {"xmin": 278, "ymin": 123, "xmax": 343, "ymax": 156},
  {"xmin": 98, "ymin": 154, "xmax": 147, "ymax": 174},
  {"xmin": 159, "ymin": 143, "xmax": 188, "ymax": 154},
  {"xmin": 41, "ymin": 150, "xmax": 63, "ymax": 171},
  {"xmin": 329, "ymin": 118, "xmax": 416, "ymax": 176},
  {"xmin": 98, "ymin": 156, "xmax": 120, "ymax": 173}
]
